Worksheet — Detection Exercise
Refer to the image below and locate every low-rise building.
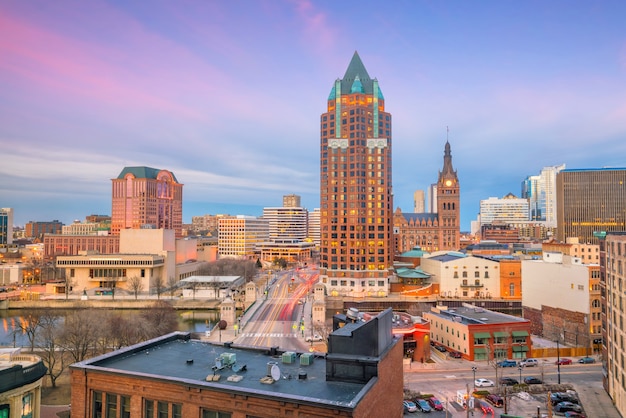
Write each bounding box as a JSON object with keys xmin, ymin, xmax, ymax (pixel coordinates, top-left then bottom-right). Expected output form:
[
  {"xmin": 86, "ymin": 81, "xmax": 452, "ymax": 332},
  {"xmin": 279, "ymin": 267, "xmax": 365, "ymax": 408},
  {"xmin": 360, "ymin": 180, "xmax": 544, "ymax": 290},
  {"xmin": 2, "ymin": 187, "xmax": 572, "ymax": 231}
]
[
  {"xmin": 0, "ymin": 348, "xmax": 47, "ymax": 418},
  {"xmin": 70, "ymin": 309, "xmax": 403, "ymax": 418},
  {"xmin": 423, "ymin": 303, "xmax": 531, "ymax": 361}
]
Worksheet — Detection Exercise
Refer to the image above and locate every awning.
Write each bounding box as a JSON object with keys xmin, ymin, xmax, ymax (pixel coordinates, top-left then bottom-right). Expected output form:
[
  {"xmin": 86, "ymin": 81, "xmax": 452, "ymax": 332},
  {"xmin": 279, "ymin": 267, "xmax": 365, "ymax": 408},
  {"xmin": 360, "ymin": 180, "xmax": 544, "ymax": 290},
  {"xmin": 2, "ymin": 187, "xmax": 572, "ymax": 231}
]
[
  {"xmin": 512, "ymin": 330, "xmax": 529, "ymax": 337},
  {"xmin": 513, "ymin": 346, "xmax": 529, "ymax": 352},
  {"xmin": 474, "ymin": 332, "xmax": 491, "ymax": 339},
  {"xmin": 474, "ymin": 347, "xmax": 487, "ymax": 354},
  {"xmin": 493, "ymin": 332, "xmax": 509, "ymax": 337}
]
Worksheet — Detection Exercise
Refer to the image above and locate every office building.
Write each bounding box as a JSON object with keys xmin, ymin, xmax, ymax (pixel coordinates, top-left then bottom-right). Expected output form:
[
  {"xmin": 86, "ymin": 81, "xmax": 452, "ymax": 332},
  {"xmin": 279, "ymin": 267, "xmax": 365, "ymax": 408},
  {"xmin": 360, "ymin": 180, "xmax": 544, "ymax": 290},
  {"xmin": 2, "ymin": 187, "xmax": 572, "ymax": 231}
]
[
  {"xmin": 218, "ymin": 216, "xmax": 269, "ymax": 259},
  {"xmin": 24, "ymin": 220, "xmax": 63, "ymax": 240},
  {"xmin": 308, "ymin": 208, "xmax": 321, "ymax": 247},
  {"xmin": 602, "ymin": 232, "xmax": 626, "ymax": 414},
  {"xmin": 521, "ymin": 164, "xmax": 565, "ymax": 227},
  {"xmin": 428, "ymin": 183, "xmax": 437, "ymax": 213},
  {"xmin": 394, "ymin": 142, "xmax": 461, "ymax": 253},
  {"xmin": 0, "ymin": 208, "xmax": 13, "ymax": 247},
  {"xmin": 111, "ymin": 166, "xmax": 183, "ymax": 238},
  {"xmin": 263, "ymin": 206, "xmax": 308, "ymax": 242},
  {"xmin": 479, "ymin": 194, "xmax": 529, "ymax": 225},
  {"xmin": 319, "ymin": 52, "xmax": 393, "ymax": 295},
  {"xmin": 70, "ymin": 310, "xmax": 403, "ymax": 418},
  {"xmin": 282, "ymin": 194, "xmax": 301, "ymax": 208},
  {"xmin": 556, "ymin": 168, "xmax": 626, "ymax": 243},
  {"xmin": 413, "ymin": 190, "xmax": 425, "ymax": 213}
]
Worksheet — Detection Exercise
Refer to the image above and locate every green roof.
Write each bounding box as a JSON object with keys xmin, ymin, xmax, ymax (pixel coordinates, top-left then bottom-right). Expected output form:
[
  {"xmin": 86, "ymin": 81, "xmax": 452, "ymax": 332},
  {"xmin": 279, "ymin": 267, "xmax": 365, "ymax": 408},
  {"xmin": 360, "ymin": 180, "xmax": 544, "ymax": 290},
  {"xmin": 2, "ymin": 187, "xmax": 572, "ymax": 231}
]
[
  {"xmin": 400, "ymin": 246, "xmax": 429, "ymax": 258},
  {"xmin": 328, "ymin": 51, "xmax": 384, "ymax": 100},
  {"xmin": 116, "ymin": 166, "xmax": 178, "ymax": 182},
  {"xmin": 396, "ymin": 267, "xmax": 431, "ymax": 279}
]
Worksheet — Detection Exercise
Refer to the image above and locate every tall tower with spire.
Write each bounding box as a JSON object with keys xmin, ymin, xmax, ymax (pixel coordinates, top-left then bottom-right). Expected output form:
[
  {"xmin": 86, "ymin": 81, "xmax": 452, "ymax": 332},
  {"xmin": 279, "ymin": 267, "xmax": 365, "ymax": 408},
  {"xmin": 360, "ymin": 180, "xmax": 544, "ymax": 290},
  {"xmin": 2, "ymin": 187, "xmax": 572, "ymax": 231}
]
[
  {"xmin": 319, "ymin": 52, "xmax": 393, "ymax": 296},
  {"xmin": 436, "ymin": 141, "xmax": 460, "ymax": 249}
]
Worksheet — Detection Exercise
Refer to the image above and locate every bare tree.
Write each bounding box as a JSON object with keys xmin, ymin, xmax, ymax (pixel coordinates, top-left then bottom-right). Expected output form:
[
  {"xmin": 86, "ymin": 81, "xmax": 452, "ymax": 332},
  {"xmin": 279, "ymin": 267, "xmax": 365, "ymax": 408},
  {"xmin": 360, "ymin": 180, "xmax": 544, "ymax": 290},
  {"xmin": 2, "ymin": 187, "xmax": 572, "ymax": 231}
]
[
  {"xmin": 35, "ymin": 310, "xmax": 66, "ymax": 388},
  {"xmin": 153, "ymin": 274, "xmax": 165, "ymax": 299},
  {"xmin": 141, "ymin": 301, "xmax": 178, "ymax": 339},
  {"xmin": 16, "ymin": 309, "xmax": 44, "ymax": 352},
  {"xmin": 60, "ymin": 309, "xmax": 100, "ymax": 362},
  {"xmin": 128, "ymin": 276, "xmax": 144, "ymax": 300},
  {"xmin": 167, "ymin": 275, "xmax": 178, "ymax": 299},
  {"xmin": 64, "ymin": 275, "xmax": 74, "ymax": 301}
]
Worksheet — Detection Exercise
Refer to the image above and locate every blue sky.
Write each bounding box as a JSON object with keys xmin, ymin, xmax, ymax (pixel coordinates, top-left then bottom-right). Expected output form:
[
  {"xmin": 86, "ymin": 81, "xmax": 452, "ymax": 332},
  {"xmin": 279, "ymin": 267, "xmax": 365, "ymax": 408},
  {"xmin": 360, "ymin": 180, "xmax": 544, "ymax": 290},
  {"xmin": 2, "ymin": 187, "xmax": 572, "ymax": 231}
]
[{"xmin": 1, "ymin": 1, "xmax": 626, "ymax": 231}]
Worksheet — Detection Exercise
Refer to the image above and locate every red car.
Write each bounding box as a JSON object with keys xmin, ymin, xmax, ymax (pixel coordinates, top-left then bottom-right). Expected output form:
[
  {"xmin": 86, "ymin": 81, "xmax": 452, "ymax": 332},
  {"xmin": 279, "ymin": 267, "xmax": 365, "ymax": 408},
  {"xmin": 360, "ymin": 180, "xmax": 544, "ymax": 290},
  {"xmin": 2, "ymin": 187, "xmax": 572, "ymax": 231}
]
[
  {"xmin": 427, "ymin": 396, "xmax": 444, "ymax": 411},
  {"xmin": 556, "ymin": 358, "xmax": 573, "ymax": 365}
]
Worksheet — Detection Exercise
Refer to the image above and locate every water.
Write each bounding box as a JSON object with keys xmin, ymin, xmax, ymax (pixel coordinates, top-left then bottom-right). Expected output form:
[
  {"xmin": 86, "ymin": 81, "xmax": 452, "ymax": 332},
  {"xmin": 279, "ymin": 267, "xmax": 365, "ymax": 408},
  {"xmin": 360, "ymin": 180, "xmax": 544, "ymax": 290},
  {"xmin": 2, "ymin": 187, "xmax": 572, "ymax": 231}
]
[{"xmin": 0, "ymin": 309, "xmax": 220, "ymax": 348}]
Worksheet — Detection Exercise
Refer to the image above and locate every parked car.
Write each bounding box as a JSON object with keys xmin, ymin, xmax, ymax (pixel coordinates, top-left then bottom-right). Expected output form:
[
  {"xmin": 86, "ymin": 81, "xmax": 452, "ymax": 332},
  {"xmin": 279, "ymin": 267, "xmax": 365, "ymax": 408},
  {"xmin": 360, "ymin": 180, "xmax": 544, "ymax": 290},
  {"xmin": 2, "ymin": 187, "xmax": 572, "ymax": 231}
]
[
  {"xmin": 564, "ymin": 412, "xmax": 586, "ymax": 418},
  {"xmin": 305, "ymin": 334, "xmax": 323, "ymax": 342},
  {"xmin": 433, "ymin": 344, "xmax": 447, "ymax": 353},
  {"xmin": 578, "ymin": 356, "xmax": 596, "ymax": 364},
  {"xmin": 524, "ymin": 376, "xmax": 542, "ymax": 384},
  {"xmin": 519, "ymin": 358, "xmax": 538, "ymax": 367},
  {"xmin": 556, "ymin": 358, "xmax": 573, "ymax": 365},
  {"xmin": 477, "ymin": 400, "xmax": 494, "ymax": 414},
  {"xmin": 415, "ymin": 398, "xmax": 432, "ymax": 413},
  {"xmin": 497, "ymin": 359, "xmax": 517, "ymax": 367},
  {"xmin": 426, "ymin": 396, "xmax": 444, "ymax": 411},
  {"xmin": 550, "ymin": 392, "xmax": 579, "ymax": 405},
  {"xmin": 449, "ymin": 351, "xmax": 462, "ymax": 358},
  {"xmin": 486, "ymin": 394, "xmax": 504, "ymax": 407},
  {"xmin": 554, "ymin": 401, "xmax": 583, "ymax": 413},
  {"xmin": 403, "ymin": 400, "xmax": 417, "ymax": 413},
  {"xmin": 475, "ymin": 378, "xmax": 495, "ymax": 387},
  {"xmin": 500, "ymin": 377, "xmax": 519, "ymax": 386}
]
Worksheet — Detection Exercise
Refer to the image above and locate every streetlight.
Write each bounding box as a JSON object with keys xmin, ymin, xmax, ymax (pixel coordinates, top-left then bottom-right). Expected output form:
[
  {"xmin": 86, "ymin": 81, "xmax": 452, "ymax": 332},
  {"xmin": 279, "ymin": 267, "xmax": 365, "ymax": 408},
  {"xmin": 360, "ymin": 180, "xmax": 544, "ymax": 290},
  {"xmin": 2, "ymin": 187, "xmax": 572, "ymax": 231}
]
[
  {"xmin": 518, "ymin": 365, "xmax": 523, "ymax": 384},
  {"xmin": 556, "ymin": 339, "xmax": 561, "ymax": 384},
  {"xmin": 472, "ymin": 366, "xmax": 477, "ymax": 389}
]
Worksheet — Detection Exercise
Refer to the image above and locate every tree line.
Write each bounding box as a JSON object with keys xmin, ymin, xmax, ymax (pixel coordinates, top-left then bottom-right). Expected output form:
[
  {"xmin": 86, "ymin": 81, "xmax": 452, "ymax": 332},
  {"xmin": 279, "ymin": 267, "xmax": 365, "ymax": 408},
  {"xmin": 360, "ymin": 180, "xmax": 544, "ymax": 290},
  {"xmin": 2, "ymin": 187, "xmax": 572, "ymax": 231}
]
[{"xmin": 13, "ymin": 301, "xmax": 178, "ymax": 387}]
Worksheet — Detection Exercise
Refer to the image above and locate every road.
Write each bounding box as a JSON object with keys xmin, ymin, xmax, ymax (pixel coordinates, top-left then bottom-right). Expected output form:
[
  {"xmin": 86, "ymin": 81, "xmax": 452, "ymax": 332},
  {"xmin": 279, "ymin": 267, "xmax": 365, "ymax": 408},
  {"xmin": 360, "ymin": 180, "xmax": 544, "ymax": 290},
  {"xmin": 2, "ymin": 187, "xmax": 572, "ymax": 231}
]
[{"xmin": 236, "ymin": 267, "xmax": 319, "ymax": 351}]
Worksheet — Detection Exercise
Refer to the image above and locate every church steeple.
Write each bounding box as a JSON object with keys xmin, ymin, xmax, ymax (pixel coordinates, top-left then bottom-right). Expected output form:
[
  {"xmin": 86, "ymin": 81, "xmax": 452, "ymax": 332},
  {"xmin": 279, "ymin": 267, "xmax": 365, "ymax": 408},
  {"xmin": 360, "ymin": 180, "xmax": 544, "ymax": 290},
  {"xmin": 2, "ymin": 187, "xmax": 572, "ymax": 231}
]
[{"xmin": 438, "ymin": 140, "xmax": 458, "ymax": 184}]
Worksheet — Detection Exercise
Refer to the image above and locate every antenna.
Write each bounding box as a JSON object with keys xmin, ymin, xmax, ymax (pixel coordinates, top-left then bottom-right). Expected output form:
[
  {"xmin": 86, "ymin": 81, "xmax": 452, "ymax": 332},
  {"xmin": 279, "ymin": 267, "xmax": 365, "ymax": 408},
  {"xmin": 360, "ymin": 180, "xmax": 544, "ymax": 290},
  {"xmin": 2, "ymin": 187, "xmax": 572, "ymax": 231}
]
[
  {"xmin": 446, "ymin": 126, "xmax": 449, "ymax": 141},
  {"xmin": 270, "ymin": 364, "xmax": 281, "ymax": 381}
]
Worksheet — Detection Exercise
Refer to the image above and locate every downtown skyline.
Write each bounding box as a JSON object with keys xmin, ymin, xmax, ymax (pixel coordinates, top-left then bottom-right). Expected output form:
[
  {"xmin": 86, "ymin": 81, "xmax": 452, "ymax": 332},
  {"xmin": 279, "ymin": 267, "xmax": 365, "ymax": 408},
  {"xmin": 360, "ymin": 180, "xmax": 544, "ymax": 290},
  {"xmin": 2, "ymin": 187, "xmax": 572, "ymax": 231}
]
[{"xmin": 2, "ymin": 1, "xmax": 626, "ymax": 230}]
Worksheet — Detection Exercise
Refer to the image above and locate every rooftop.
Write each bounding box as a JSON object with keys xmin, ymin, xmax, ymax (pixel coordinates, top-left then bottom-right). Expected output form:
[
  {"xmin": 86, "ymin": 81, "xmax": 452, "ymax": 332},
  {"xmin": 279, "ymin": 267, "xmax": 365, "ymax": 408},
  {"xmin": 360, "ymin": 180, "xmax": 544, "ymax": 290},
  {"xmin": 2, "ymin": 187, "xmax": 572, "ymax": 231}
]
[{"xmin": 431, "ymin": 303, "xmax": 529, "ymax": 326}]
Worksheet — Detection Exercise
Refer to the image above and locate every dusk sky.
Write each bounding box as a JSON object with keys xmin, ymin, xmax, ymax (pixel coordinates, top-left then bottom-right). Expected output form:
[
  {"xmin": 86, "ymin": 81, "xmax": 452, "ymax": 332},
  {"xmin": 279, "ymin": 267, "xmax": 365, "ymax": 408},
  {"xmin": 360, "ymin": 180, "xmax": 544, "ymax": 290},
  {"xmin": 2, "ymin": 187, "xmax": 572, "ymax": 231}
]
[{"xmin": 2, "ymin": 1, "xmax": 626, "ymax": 231}]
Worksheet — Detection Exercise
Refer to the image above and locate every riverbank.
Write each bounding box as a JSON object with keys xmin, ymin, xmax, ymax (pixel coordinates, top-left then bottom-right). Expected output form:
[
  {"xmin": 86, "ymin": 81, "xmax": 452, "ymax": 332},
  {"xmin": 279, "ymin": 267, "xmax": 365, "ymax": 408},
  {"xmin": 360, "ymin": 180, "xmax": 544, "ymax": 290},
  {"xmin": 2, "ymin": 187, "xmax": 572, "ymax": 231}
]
[{"xmin": 3, "ymin": 297, "xmax": 222, "ymax": 310}]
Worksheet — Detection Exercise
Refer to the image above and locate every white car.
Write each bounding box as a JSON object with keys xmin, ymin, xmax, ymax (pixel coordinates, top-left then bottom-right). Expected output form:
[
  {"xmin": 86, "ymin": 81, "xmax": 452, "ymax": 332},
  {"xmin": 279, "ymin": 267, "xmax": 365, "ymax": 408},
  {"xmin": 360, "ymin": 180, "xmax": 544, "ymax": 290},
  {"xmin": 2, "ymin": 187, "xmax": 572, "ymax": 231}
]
[
  {"xmin": 520, "ymin": 358, "xmax": 538, "ymax": 367},
  {"xmin": 305, "ymin": 334, "xmax": 323, "ymax": 342},
  {"xmin": 475, "ymin": 378, "xmax": 495, "ymax": 387}
]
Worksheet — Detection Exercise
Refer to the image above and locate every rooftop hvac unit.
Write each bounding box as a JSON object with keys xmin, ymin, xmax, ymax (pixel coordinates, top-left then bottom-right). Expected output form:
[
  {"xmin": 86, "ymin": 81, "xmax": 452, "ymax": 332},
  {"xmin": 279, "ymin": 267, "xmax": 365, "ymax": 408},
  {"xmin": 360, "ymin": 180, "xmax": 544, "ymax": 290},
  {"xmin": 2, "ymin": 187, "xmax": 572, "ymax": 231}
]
[
  {"xmin": 347, "ymin": 307, "xmax": 359, "ymax": 320},
  {"xmin": 282, "ymin": 351, "xmax": 296, "ymax": 364},
  {"xmin": 220, "ymin": 352, "xmax": 236, "ymax": 366},
  {"xmin": 300, "ymin": 353, "xmax": 314, "ymax": 366}
]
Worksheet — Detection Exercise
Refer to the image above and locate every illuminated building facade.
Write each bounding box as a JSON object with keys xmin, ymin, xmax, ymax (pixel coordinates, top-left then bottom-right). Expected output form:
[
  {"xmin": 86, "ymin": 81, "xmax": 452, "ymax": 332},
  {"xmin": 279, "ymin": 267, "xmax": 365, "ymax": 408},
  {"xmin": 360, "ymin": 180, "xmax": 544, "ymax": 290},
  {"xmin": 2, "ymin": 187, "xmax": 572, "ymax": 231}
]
[{"xmin": 319, "ymin": 52, "xmax": 393, "ymax": 297}]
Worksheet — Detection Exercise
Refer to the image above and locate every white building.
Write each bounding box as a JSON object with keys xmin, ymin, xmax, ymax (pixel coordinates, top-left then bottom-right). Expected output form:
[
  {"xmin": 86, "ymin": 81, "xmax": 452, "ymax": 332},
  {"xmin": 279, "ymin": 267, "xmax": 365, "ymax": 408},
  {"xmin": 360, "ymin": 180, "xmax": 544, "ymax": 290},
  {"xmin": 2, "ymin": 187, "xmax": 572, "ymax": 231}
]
[
  {"xmin": 521, "ymin": 164, "xmax": 565, "ymax": 227},
  {"xmin": 262, "ymin": 207, "xmax": 308, "ymax": 242},
  {"xmin": 218, "ymin": 216, "xmax": 269, "ymax": 259},
  {"xmin": 308, "ymin": 208, "xmax": 320, "ymax": 246},
  {"xmin": 420, "ymin": 252, "xmax": 500, "ymax": 298},
  {"xmin": 479, "ymin": 194, "xmax": 530, "ymax": 226}
]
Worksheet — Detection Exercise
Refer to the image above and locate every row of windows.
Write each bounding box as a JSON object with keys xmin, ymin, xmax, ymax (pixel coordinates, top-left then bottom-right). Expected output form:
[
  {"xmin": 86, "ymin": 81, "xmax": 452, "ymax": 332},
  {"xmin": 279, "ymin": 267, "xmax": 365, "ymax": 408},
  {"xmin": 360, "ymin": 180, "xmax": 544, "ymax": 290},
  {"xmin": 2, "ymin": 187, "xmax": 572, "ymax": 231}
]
[
  {"xmin": 57, "ymin": 259, "xmax": 161, "ymax": 266},
  {"xmin": 329, "ymin": 279, "xmax": 386, "ymax": 287}
]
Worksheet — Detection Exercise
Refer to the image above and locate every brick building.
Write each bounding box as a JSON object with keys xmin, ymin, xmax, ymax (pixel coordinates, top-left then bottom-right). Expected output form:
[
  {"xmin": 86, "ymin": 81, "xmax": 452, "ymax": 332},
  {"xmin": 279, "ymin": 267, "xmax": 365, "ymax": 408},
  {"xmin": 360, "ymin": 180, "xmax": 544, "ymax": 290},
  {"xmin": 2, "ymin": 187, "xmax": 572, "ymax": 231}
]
[{"xmin": 70, "ymin": 309, "xmax": 403, "ymax": 418}]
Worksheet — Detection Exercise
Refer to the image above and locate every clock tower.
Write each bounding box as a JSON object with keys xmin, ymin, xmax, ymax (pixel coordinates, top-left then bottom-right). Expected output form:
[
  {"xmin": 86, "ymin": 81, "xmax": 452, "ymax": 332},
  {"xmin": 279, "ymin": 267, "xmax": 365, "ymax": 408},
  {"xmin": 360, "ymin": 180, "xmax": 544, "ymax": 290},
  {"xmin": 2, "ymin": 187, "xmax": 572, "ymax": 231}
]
[{"xmin": 436, "ymin": 141, "xmax": 460, "ymax": 250}]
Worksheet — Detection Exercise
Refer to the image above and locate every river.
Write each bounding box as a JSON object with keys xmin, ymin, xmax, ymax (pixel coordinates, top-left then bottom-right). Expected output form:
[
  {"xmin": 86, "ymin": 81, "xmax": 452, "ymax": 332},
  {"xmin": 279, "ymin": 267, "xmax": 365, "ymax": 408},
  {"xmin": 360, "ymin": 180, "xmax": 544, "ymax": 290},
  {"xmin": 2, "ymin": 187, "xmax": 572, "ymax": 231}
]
[{"xmin": 0, "ymin": 309, "xmax": 220, "ymax": 348}]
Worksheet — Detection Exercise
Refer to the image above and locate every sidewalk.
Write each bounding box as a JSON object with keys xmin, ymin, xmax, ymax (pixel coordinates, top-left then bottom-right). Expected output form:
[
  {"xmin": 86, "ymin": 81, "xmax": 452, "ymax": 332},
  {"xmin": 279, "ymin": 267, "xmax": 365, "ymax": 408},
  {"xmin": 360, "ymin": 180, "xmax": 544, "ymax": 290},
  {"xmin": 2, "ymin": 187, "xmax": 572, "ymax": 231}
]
[{"xmin": 41, "ymin": 405, "xmax": 70, "ymax": 418}]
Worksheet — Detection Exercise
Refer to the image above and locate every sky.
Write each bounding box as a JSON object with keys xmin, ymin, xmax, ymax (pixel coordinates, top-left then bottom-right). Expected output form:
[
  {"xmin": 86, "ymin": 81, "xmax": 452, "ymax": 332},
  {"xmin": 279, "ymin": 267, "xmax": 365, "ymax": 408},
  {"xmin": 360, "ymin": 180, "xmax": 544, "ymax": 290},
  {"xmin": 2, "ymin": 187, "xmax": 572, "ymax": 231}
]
[{"xmin": 2, "ymin": 1, "xmax": 626, "ymax": 231}]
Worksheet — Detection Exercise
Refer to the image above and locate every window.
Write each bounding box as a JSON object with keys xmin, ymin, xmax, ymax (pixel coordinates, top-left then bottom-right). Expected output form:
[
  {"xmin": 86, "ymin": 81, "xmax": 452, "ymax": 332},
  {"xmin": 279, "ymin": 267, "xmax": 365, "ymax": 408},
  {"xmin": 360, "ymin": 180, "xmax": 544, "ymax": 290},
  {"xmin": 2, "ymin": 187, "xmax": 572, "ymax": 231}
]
[
  {"xmin": 106, "ymin": 394, "xmax": 117, "ymax": 418},
  {"xmin": 202, "ymin": 410, "xmax": 231, "ymax": 418},
  {"xmin": 144, "ymin": 400, "xmax": 154, "ymax": 418},
  {"xmin": 93, "ymin": 392, "xmax": 103, "ymax": 418},
  {"xmin": 474, "ymin": 271, "xmax": 480, "ymax": 278}
]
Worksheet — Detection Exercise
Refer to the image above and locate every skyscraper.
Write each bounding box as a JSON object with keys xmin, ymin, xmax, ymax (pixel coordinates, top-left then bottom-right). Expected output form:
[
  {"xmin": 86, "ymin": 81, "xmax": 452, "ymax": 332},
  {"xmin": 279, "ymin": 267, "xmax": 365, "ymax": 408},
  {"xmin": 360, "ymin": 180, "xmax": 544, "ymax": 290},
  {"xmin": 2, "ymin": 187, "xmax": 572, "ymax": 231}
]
[
  {"xmin": 556, "ymin": 168, "xmax": 626, "ymax": 243},
  {"xmin": 413, "ymin": 190, "xmax": 425, "ymax": 213},
  {"xmin": 111, "ymin": 166, "xmax": 183, "ymax": 238},
  {"xmin": 521, "ymin": 164, "xmax": 565, "ymax": 227},
  {"xmin": 319, "ymin": 52, "xmax": 393, "ymax": 296},
  {"xmin": 0, "ymin": 208, "xmax": 13, "ymax": 247}
]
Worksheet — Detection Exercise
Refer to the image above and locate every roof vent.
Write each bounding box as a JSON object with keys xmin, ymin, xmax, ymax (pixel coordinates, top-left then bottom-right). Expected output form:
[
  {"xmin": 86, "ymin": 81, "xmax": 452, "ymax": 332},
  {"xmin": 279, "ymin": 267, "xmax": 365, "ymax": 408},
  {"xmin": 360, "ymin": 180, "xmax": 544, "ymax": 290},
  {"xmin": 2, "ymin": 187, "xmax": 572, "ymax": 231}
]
[
  {"xmin": 298, "ymin": 370, "xmax": 307, "ymax": 380},
  {"xmin": 347, "ymin": 307, "xmax": 359, "ymax": 320}
]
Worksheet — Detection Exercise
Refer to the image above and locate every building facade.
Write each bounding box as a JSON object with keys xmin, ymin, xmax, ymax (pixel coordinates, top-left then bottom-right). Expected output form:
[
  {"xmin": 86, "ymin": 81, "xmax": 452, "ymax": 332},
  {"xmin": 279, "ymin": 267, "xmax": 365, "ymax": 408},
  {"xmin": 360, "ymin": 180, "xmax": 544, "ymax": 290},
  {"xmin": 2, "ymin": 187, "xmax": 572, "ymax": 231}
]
[
  {"xmin": 394, "ymin": 142, "xmax": 461, "ymax": 253},
  {"xmin": 218, "ymin": 216, "xmax": 269, "ymax": 259},
  {"xmin": 0, "ymin": 208, "xmax": 13, "ymax": 247},
  {"xmin": 319, "ymin": 52, "xmax": 393, "ymax": 295},
  {"xmin": 556, "ymin": 168, "xmax": 626, "ymax": 243},
  {"xmin": 25, "ymin": 220, "xmax": 63, "ymax": 241},
  {"xmin": 0, "ymin": 349, "xmax": 47, "ymax": 418},
  {"xmin": 111, "ymin": 166, "xmax": 183, "ymax": 238},
  {"xmin": 603, "ymin": 232, "xmax": 626, "ymax": 415},
  {"xmin": 522, "ymin": 164, "xmax": 565, "ymax": 227}
]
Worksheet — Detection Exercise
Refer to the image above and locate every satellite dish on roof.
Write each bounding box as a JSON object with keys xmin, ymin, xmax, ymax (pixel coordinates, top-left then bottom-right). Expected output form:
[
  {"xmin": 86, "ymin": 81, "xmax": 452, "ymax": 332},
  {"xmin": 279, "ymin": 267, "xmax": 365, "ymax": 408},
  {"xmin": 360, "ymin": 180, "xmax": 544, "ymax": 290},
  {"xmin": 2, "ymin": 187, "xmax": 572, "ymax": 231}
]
[{"xmin": 270, "ymin": 364, "xmax": 281, "ymax": 381}]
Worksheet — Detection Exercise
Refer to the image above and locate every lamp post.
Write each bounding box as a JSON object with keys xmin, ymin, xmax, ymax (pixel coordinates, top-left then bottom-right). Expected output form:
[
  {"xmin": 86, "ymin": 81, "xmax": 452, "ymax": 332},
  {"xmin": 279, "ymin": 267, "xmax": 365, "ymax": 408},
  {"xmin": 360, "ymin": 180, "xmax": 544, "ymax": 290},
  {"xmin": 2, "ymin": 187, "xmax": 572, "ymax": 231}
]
[
  {"xmin": 556, "ymin": 339, "xmax": 561, "ymax": 384},
  {"xmin": 518, "ymin": 365, "xmax": 523, "ymax": 384},
  {"xmin": 472, "ymin": 366, "xmax": 477, "ymax": 389}
]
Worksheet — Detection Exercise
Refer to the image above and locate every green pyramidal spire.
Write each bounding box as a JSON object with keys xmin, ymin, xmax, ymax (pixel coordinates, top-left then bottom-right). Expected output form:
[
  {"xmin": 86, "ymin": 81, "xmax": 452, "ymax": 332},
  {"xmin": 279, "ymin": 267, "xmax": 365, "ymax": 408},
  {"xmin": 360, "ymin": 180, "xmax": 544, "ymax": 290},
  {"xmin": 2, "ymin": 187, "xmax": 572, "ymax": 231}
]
[{"xmin": 328, "ymin": 51, "xmax": 384, "ymax": 100}]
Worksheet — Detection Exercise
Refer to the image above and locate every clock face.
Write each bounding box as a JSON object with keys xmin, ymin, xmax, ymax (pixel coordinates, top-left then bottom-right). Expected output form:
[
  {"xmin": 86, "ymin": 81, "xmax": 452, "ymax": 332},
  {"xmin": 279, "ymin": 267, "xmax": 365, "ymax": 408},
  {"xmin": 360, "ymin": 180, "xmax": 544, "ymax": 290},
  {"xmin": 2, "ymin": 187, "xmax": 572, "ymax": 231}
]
[{"xmin": 445, "ymin": 180, "xmax": 452, "ymax": 186}]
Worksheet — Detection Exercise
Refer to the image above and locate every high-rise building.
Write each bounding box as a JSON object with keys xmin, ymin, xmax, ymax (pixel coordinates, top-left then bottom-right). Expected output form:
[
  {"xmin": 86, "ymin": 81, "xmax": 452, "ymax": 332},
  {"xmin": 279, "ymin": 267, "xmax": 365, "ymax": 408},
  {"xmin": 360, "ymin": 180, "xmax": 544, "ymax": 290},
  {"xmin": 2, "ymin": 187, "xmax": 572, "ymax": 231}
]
[
  {"xmin": 308, "ymin": 208, "xmax": 321, "ymax": 246},
  {"xmin": 319, "ymin": 52, "xmax": 393, "ymax": 295},
  {"xmin": 413, "ymin": 190, "xmax": 425, "ymax": 213},
  {"xmin": 111, "ymin": 166, "xmax": 183, "ymax": 238},
  {"xmin": 428, "ymin": 183, "xmax": 438, "ymax": 213},
  {"xmin": 25, "ymin": 220, "xmax": 64, "ymax": 240},
  {"xmin": 479, "ymin": 194, "xmax": 530, "ymax": 225},
  {"xmin": 556, "ymin": 168, "xmax": 626, "ymax": 243},
  {"xmin": 521, "ymin": 164, "xmax": 565, "ymax": 227},
  {"xmin": 0, "ymin": 208, "xmax": 13, "ymax": 247},
  {"xmin": 263, "ymin": 206, "xmax": 308, "ymax": 242}
]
